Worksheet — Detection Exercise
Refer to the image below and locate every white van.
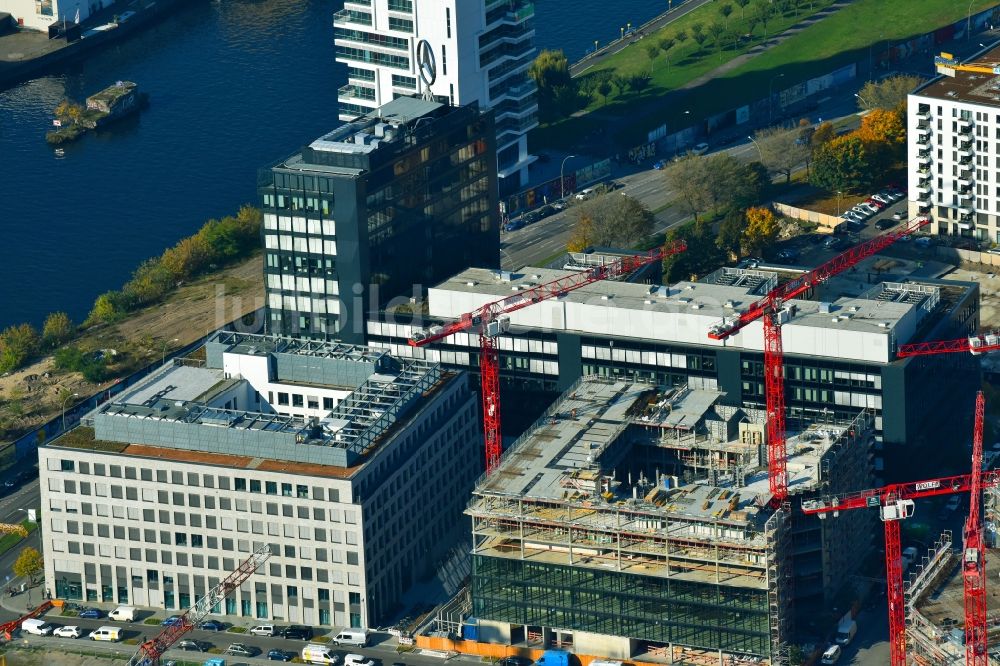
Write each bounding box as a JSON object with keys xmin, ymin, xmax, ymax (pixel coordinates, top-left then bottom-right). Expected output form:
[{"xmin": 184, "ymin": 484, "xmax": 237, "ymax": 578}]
[
  {"xmin": 302, "ymin": 644, "xmax": 340, "ymax": 664},
  {"xmin": 21, "ymin": 618, "xmax": 53, "ymax": 636},
  {"xmin": 250, "ymin": 624, "xmax": 277, "ymax": 637},
  {"xmin": 820, "ymin": 644, "xmax": 841, "ymax": 664},
  {"xmin": 332, "ymin": 629, "xmax": 368, "ymax": 647},
  {"xmin": 89, "ymin": 626, "xmax": 121, "ymax": 642},
  {"xmin": 108, "ymin": 606, "xmax": 136, "ymax": 622}
]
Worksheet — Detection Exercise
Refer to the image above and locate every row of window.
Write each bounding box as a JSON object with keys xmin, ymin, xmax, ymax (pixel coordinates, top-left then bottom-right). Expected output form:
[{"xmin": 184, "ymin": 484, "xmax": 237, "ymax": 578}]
[
  {"xmin": 262, "ymin": 194, "xmax": 333, "ymax": 214},
  {"xmin": 265, "ymin": 253, "xmax": 337, "ymax": 276},
  {"xmin": 265, "ymin": 273, "xmax": 340, "ymax": 296},
  {"xmin": 49, "ymin": 461, "xmax": 349, "ymax": 505},
  {"xmin": 263, "ymin": 215, "xmax": 336, "ymax": 237}
]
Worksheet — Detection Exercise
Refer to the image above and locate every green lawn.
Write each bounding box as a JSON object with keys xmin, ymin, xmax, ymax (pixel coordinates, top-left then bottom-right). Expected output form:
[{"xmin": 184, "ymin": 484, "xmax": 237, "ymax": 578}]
[{"xmin": 535, "ymin": 0, "xmax": 1000, "ymax": 150}]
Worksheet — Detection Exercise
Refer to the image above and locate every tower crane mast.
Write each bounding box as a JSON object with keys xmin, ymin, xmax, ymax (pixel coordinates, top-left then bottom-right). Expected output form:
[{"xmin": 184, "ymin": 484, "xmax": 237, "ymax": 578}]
[
  {"xmin": 964, "ymin": 391, "xmax": 987, "ymax": 666},
  {"xmin": 708, "ymin": 217, "xmax": 929, "ymax": 502},
  {"xmin": 409, "ymin": 243, "xmax": 686, "ymax": 474}
]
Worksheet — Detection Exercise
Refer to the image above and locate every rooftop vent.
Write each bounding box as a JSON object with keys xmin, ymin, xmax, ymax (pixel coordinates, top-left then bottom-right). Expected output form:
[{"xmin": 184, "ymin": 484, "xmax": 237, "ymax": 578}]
[
  {"xmin": 724, "ymin": 300, "xmax": 735, "ymax": 309},
  {"xmin": 601, "ymin": 294, "xmax": 613, "ymax": 300},
  {"xmin": 877, "ymin": 321, "xmax": 890, "ymax": 328},
  {"xmin": 690, "ymin": 303, "xmax": 702, "ymax": 309},
  {"xmin": 644, "ymin": 299, "xmax": 654, "ymax": 305},
  {"xmin": 818, "ymin": 302, "xmax": 832, "ymax": 314},
  {"xmin": 465, "ymin": 281, "xmax": 478, "ymax": 287}
]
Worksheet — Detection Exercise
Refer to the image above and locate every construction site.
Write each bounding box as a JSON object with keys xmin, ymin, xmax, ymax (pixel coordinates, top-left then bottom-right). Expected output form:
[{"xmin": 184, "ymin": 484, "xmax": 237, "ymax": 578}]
[{"xmin": 450, "ymin": 376, "xmax": 877, "ymax": 666}]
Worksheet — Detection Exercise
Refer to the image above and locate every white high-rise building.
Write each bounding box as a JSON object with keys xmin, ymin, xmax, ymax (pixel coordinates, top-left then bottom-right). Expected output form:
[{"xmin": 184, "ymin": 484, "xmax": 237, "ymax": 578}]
[
  {"xmin": 334, "ymin": 0, "xmax": 538, "ymax": 191},
  {"xmin": 907, "ymin": 49, "xmax": 1000, "ymax": 240}
]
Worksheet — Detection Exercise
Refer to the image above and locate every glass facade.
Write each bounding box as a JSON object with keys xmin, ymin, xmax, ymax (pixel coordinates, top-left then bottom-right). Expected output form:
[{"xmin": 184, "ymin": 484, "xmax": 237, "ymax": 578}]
[
  {"xmin": 260, "ymin": 101, "xmax": 499, "ymax": 342},
  {"xmin": 472, "ymin": 556, "xmax": 770, "ymax": 657}
]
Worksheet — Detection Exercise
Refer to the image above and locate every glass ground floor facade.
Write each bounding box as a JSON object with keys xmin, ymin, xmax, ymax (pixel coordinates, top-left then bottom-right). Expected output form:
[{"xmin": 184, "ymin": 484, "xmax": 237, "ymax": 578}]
[{"xmin": 471, "ymin": 556, "xmax": 771, "ymax": 657}]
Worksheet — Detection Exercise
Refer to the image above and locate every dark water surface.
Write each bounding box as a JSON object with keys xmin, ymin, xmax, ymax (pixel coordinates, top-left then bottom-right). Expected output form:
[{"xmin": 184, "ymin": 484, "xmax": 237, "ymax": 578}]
[{"xmin": 0, "ymin": 0, "xmax": 663, "ymax": 328}]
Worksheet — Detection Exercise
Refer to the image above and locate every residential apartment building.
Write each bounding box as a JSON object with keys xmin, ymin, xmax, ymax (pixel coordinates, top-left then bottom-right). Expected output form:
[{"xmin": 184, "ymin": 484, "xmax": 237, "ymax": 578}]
[
  {"xmin": 465, "ymin": 377, "xmax": 875, "ymax": 664},
  {"xmin": 258, "ymin": 96, "xmax": 499, "ymax": 343},
  {"xmin": 39, "ymin": 330, "xmax": 481, "ymax": 628},
  {"xmin": 334, "ymin": 0, "xmax": 537, "ymax": 192},
  {"xmin": 908, "ymin": 46, "xmax": 1000, "ymax": 240},
  {"xmin": 366, "ymin": 264, "xmax": 981, "ymax": 447}
]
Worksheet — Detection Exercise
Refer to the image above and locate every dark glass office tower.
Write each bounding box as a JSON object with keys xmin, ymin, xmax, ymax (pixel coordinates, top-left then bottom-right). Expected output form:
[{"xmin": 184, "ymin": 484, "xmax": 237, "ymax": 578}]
[{"xmin": 259, "ymin": 96, "xmax": 499, "ymax": 343}]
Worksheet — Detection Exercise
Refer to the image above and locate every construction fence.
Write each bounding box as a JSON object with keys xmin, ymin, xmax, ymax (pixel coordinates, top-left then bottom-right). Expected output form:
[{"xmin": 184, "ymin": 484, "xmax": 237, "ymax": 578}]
[{"xmin": 772, "ymin": 202, "xmax": 841, "ymax": 233}]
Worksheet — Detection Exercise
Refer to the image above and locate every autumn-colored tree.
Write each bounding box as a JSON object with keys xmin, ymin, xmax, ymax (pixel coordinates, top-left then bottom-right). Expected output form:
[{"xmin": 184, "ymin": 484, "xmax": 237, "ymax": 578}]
[
  {"xmin": 753, "ymin": 125, "xmax": 810, "ymax": 183},
  {"xmin": 856, "ymin": 75, "xmax": 924, "ymax": 111},
  {"xmin": 0, "ymin": 324, "xmax": 40, "ymax": 374},
  {"xmin": 567, "ymin": 214, "xmax": 596, "ymax": 252},
  {"xmin": 743, "ymin": 206, "xmax": 781, "ymax": 256},
  {"xmin": 857, "ymin": 107, "xmax": 906, "ymax": 146},
  {"xmin": 566, "ymin": 193, "xmax": 654, "ymax": 252},
  {"xmin": 13, "ymin": 546, "xmax": 43, "ymax": 584},
  {"xmin": 41, "ymin": 312, "xmax": 74, "ymax": 348},
  {"xmin": 160, "ymin": 235, "xmax": 212, "ymax": 279},
  {"xmin": 811, "ymin": 121, "xmax": 836, "ymax": 149}
]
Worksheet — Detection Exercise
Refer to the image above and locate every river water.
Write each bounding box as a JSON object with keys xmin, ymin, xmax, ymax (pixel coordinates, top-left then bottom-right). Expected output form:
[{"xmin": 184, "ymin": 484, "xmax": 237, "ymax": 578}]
[{"xmin": 0, "ymin": 0, "xmax": 662, "ymax": 329}]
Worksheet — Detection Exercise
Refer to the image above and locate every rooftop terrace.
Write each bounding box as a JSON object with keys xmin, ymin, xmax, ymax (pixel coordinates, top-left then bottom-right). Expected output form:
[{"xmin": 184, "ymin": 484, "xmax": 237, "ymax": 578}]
[{"xmin": 62, "ymin": 331, "xmax": 445, "ymax": 468}]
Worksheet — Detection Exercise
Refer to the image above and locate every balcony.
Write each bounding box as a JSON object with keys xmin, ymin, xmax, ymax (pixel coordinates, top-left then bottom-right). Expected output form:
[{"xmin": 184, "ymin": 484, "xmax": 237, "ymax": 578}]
[
  {"xmin": 957, "ymin": 175, "xmax": 972, "ymax": 186},
  {"xmin": 914, "ymin": 184, "xmax": 931, "ymax": 195},
  {"xmin": 916, "ymin": 110, "xmax": 931, "ymax": 121},
  {"xmin": 958, "ymin": 160, "xmax": 973, "ymax": 173},
  {"xmin": 333, "ymin": 8, "xmax": 371, "ymax": 26},
  {"xmin": 957, "ymin": 205, "xmax": 973, "ymax": 215},
  {"xmin": 917, "ymin": 170, "xmax": 931, "ymax": 182},
  {"xmin": 338, "ymin": 83, "xmax": 376, "ymax": 102},
  {"xmin": 917, "ymin": 190, "xmax": 932, "ymax": 202},
  {"xmin": 499, "ymin": 79, "xmax": 536, "ymax": 100},
  {"xmin": 916, "ymin": 153, "xmax": 932, "ymax": 166},
  {"xmin": 957, "ymin": 146, "xmax": 973, "ymax": 158},
  {"xmin": 958, "ymin": 118, "xmax": 973, "ymax": 132},
  {"xmin": 480, "ymin": 40, "xmax": 535, "ymax": 69}
]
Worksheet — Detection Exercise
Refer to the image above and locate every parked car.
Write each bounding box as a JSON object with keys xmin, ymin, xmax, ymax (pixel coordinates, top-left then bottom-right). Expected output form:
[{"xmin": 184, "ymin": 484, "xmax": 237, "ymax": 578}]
[
  {"xmin": 892, "ymin": 211, "xmax": 905, "ymax": 220},
  {"xmin": 871, "ymin": 193, "xmax": 892, "ymax": 205},
  {"xmin": 914, "ymin": 236, "xmax": 933, "ymax": 248},
  {"xmin": 522, "ymin": 210, "xmax": 543, "ymax": 225},
  {"xmin": 850, "ymin": 206, "xmax": 872, "ymax": 218},
  {"xmin": 824, "ymin": 237, "xmax": 847, "ymax": 251},
  {"xmin": 199, "ymin": 620, "xmax": 225, "ymax": 632},
  {"xmin": 177, "ymin": 640, "xmax": 207, "ymax": 652},
  {"xmin": 78, "ymin": 609, "xmax": 102, "ymax": 620},
  {"xmin": 692, "ymin": 142, "xmax": 710, "ymax": 155},
  {"xmin": 226, "ymin": 643, "xmax": 258, "ymax": 657},
  {"xmin": 841, "ymin": 221, "xmax": 863, "ymax": 233},
  {"xmin": 821, "ymin": 644, "xmax": 842, "ymax": 664},
  {"xmin": 345, "ymin": 655, "xmax": 376, "ymax": 666},
  {"xmin": 250, "ymin": 625, "xmax": 278, "ymax": 637},
  {"xmin": 268, "ymin": 649, "xmax": 296, "ymax": 662},
  {"xmin": 875, "ymin": 219, "xmax": 896, "ymax": 230},
  {"xmin": 161, "ymin": 615, "xmax": 183, "ymax": 627},
  {"xmin": 653, "ymin": 160, "xmax": 666, "ymax": 170},
  {"xmin": 574, "ymin": 188, "xmax": 595, "ymax": 201},
  {"xmin": 503, "ymin": 218, "xmax": 524, "ymax": 232},
  {"xmin": 864, "ymin": 200, "xmax": 885, "ymax": 211},
  {"xmin": 53, "ymin": 625, "xmax": 82, "ymax": 639},
  {"xmin": 776, "ymin": 248, "xmax": 799, "ymax": 262},
  {"xmin": 281, "ymin": 625, "xmax": 314, "ymax": 640},
  {"xmin": 536, "ymin": 204, "xmax": 556, "ymax": 219}
]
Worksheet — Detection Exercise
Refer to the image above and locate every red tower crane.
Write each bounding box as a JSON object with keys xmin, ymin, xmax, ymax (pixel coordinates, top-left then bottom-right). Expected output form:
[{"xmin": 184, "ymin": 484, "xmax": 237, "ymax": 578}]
[
  {"xmin": 803, "ymin": 406, "xmax": 995, "ymax": 666},
  {"xmin": 897, "ymin": 332, "xmax": 1000, "ymax": 358},
  {"xmin": 964, "ymin": 391, "xmax": 987, "ymax": 666},
  {"xmin": 126, "ymin": 544, "xmax": 271, "ymax": 666},
  {"xmin": 408, "ymin": 243, "xmax": 687, "ymax": 474},
  {"xmin": 707, "ymin": 217, "xmax": 930, "ymax": 503}
]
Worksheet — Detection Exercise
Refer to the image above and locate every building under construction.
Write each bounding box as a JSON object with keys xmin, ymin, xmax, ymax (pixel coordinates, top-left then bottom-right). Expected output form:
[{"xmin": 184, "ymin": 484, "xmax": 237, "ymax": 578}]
[{"xmin": 466, "ymin": 377, "xmax": 875, "ymax": 665}]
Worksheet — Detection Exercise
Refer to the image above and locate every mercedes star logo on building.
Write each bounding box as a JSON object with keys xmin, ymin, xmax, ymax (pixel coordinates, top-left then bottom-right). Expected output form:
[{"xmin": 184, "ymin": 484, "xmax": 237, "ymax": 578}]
[{"xmin": 416, "ymin": 39, "xmax": 437, "ymax": 87}]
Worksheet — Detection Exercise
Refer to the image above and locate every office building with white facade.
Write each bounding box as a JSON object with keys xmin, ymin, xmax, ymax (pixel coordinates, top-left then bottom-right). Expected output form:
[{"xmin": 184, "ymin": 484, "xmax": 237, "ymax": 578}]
[
  {"xmin": 366, "ymin": 264, "xmax": 980, "ymax": 448},
  {"xmin": 334, "ymin": 0, "xmax": 537, "ymax": 192},
  {"xmin": 908, "ymin": 46, "xmax": 1000, "ymax": 240},
  {"xmin": 39, "ymin": 330, "xmax": 480, "ymax": 628}
]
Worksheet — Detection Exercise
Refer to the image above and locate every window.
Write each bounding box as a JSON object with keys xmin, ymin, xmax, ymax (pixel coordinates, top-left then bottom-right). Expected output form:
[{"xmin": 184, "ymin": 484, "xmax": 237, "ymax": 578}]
[
  {"xmin": 292, "ymin": 394, "xmax": 304, "ymax": 408},
  {"xmin": 175, "ymin": 532, "xmax": 187, "ymax": 547},
  {"xmin": 388, "ymin": 16, "xmax": 413, "ymax": 32},
  {"xmin": 277, "ymin": 393, "xmax": 289, "ymax": 406},
  {"xmin": 60, "ymin": 460, "xmax": 75, "ymax": 472},
  {"xmin": 282, "ymin": 483, "xmax": 292, "ymax": 497},
  {"xmin": 235, "ymin": 478, "xmax": 247, "ymax": 491},
  {"xmin": 441, "ymin": 45, "xmax": 447, "ymax": 76},
  {"xmin": 266, "ymin": 481, "xmax": 277, "ymax": 495},
  {"xmin": 445, "ymin": 7, "xmax": 451, "ymax": 38},
  {"xmin": 250, "ymin": 480, "xmax": 261, "ymax": 493},
  {"xmin": 297, "ymin": 485, "xmax": 309, "ymax": 499},
  {"xmin": 322, "ymin": 397, "xmax": 334, "ymax": 410}
]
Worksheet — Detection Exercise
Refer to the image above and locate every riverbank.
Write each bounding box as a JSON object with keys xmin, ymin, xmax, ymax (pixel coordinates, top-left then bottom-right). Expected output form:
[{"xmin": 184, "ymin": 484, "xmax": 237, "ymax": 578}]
[
  {"xmin": 0, "ymin": 0, "xmax": 200, "ymax": 91},
  {"xmin": 0, "ymin": 254, "xmax": 262, "ymax": 450}
]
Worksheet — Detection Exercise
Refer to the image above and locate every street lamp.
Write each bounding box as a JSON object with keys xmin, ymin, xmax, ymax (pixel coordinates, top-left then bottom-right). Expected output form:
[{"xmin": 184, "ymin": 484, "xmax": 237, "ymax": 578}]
[
  {"xmin": 620, "ymin": 26, "xmax": 625, "ymax": 40},
  {"xmin": 836, "ymin": 190, "xmax": 842, "ymax": 217},
  {"xmin": 746, "ymin": 135, "xmax": 764, "ymax": 162},
  {"xmin": 968, "ymin": 0, "xmax": 976, "ymax": 41},
  {"xmin": 560, "ymin": 155, "xmax": 576, "ymax": 200},
  {"xmin": 161, "ymin": 338, "xmax": 179, "ymax": 366},
  {"xmin": 768, "ymin": 73, "xmax": 785, "ymax": 125},
  {"xmin": 854, "ymin": 92, "xmax": 872, "ymax": 109},
  {"xmin": 61, "ymin": 392, "xmax": 79, "ymax": 432}
]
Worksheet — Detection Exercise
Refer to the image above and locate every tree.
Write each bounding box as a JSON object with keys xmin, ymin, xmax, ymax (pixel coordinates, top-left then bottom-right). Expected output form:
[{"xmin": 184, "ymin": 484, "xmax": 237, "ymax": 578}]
[
  {"xmin": 644, "ymin": 43, "xmax": 660, "ymax": 72},
  {"xmin": 811, "ymin": 135, "xmax": 875, "ymax": 192},
  {"xmin": 717, "ymin": 208, "xmax": 745, "ymax": 259},
  {"xmin": 13, "ymin": 547, "xmax": 43, "ymax": 584},
  {"xmin": 755, "ymin": 1, "xmax": 775, "ymax": 36},
  {"xmin": 708, "ymin": 22, "xmax": 725, "ymax": 58},
  {"xmin": 735, "ymin": 0, "xmax": 750, "ymax": 19},
  {"xmin": 663, "ymin": 221, "xmax": 725, "ymax": 281},
  {"xmin": 675, "ymin": 29, "xmax": 688, "ymax": 46},
  {"xmin": 610, "ymin": 74, "xmax": 628, "ymax": 96},
  {"xmin": 87, "ymin": 291, "xmax": 129, "ymax": 325},
  {"xmin": 690, "ymin": 23, "xmax": 707, "ymax": 51},
  {"xmin": 528, "ymin": 49, "xmax": 575, "ymax": 122},
  {"xmin": 42, "ymin": 312, "xmax": 73, "ymax": 348},
  {"xmin": 753, "ymin": 126, "xmax": 811, "ymax": 183},
  {"xmin": 663, "ymin": 153, "xmax": 767, "ymax": 221},
  {"xmin": 856, "ymin": 75, "xmax": 924, "ymax": 111},
  {"xmin": 719, "ymin": 3, "xmax": 733, "ymax": 28},
  {"xmin": 743, "ymin": 206, "xmax": 781, "ymax": 256},
  {"xmin": 856, "ymin": 107, "xmax": 906, "ymax": 146},
  {"xmin": 597, "ymin": 79, "xmax": 612, "ymax": 104},
  {"xmin": 160, "ymin": 234, "xmax": 212, "ymax": 279},
  {"xmin": 0, "ymin": 324, "xmax": 40, "ymax": 374},
  {"xmin": 567, "ymin": 193, "xmax": 655, "ymax": 250},
  {"xmin": 811, "ymin": 121, "xmax": 836, "ymax": 149},
  {"xmin": 658, "ymin": 37, "xmax": 676, "ymax": 69},
  {"xmin": 628, "ymin": 72, "xmax": 652, "ymax": 95}
]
